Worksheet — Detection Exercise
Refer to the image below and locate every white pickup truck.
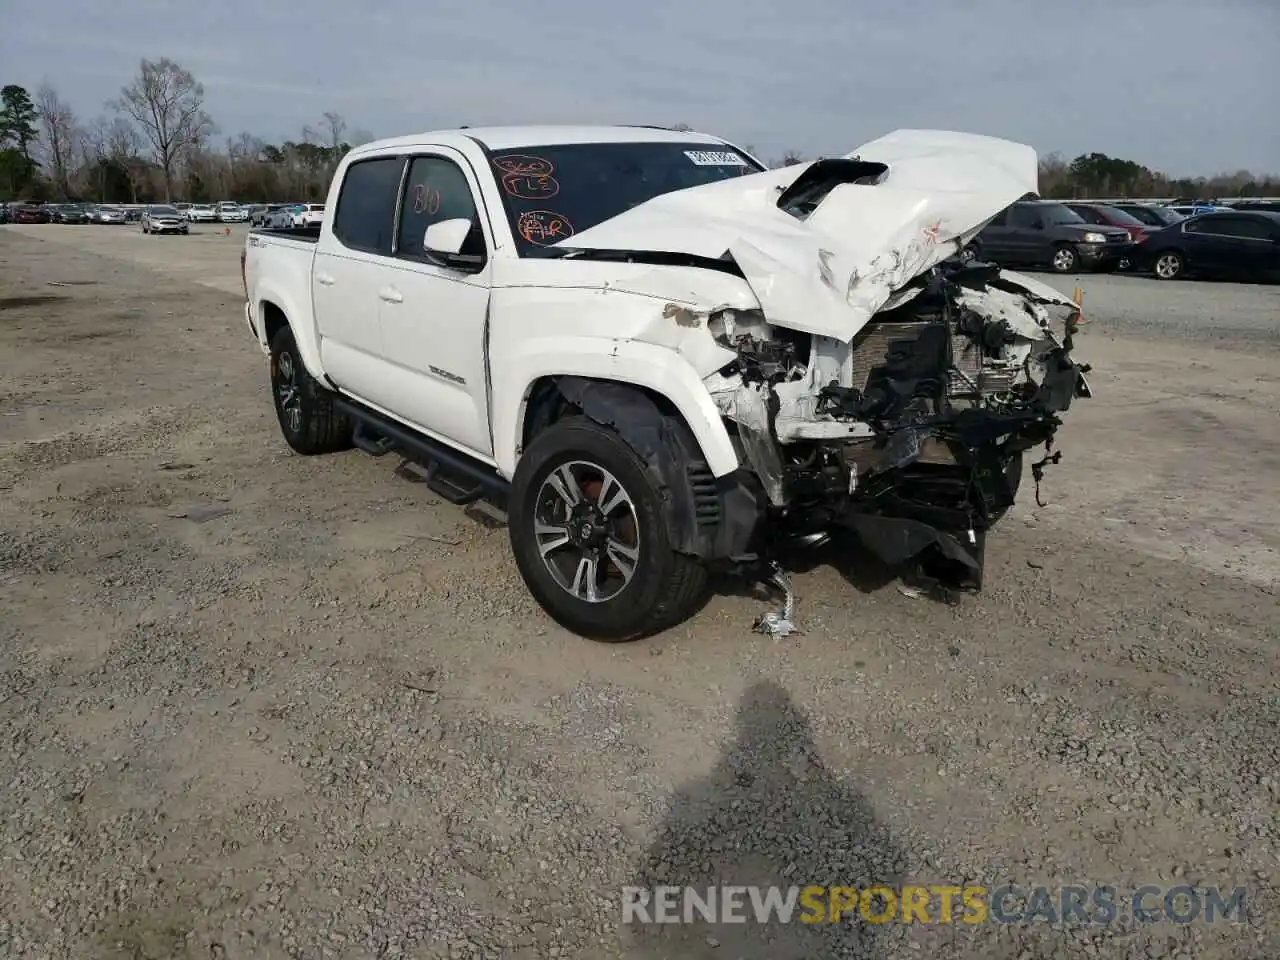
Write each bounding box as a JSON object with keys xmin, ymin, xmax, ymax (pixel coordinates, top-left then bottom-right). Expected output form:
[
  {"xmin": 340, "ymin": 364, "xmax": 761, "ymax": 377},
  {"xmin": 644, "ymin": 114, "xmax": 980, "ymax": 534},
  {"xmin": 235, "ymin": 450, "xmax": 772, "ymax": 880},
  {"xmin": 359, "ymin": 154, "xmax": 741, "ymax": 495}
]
[{"xmin": 241, "ymin": 124, "xmax": 1091, "ymax": 641}]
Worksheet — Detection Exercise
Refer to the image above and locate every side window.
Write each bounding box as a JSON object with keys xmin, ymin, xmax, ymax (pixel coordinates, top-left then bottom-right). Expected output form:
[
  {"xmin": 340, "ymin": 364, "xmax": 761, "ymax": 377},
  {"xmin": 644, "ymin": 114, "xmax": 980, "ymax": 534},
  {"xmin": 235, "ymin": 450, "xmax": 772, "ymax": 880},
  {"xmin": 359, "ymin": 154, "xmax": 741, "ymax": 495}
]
[
  {"xmin": 396, "ymin": 155, "xmax": 486, "ymax": 262},
  {"xmin": 986, "ymin": 209, "xmax": 1008, "ymax": 227},
  {"xmin": 1008, "ymin": 205, "xmax": 1040, "ymax": 228},
  {"xmin": 1212, "ymin": 216, "xmax": 1271, "ymax": 240},
  {"xmin": 332, "ymin": 156, "xmax": 406, "ymax": 255},
  {"xmin": 1182, "ymin": 217, "xmax": 1207, "ymax": 233}
]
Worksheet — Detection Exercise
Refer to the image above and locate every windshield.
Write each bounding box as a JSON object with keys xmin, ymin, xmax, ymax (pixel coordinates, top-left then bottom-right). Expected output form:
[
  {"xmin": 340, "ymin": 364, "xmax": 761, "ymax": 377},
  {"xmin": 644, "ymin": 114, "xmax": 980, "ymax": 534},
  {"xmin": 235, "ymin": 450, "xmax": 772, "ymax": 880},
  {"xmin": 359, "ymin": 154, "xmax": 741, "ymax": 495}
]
[
  {"xmin": 1037, "ymin": 203, "xmax": 1086, "ymax": 226},
  {"xmin": 151, "ymin": 206, "xmax": 179, "ymax": 215},
  {"xmin": 488, "ymin": 141, "xmax": 762, "ymax": 257},
  {"xmin": 1155, "ymin": 207, "xmax": 1185, "ymax": 223}
]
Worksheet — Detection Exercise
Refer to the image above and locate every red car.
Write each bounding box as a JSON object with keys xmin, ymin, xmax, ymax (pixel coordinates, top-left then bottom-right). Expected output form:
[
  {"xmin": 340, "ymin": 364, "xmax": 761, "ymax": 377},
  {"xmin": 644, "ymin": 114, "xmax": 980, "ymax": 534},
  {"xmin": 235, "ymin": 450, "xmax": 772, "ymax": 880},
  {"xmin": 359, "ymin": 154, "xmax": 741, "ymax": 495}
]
[
  {"xmin": 1065, "ymin": 202, "xmax": 1151, "ymax": 244},
  {"xmin": 10, "ymin": 203, "xmax": 50, "ymax": 224}
]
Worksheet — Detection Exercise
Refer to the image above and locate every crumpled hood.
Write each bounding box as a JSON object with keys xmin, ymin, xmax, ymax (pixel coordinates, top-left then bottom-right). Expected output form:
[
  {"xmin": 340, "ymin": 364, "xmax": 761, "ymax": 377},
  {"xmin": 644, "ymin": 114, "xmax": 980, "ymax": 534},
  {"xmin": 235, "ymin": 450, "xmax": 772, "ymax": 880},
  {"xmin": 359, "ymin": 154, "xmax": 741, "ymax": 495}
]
[{"xmin": 556, "ymin": 129, "xmax": 1039, "ymax": 342}]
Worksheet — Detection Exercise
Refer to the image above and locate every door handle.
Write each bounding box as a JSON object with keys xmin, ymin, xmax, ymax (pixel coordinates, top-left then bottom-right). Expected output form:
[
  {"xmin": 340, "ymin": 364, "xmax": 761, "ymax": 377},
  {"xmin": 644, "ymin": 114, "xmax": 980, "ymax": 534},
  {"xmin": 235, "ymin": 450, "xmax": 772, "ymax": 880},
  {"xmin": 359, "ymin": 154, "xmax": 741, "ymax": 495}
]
[
  {"xmin": 378, "ymin": 287, "xmax": 403, "ymax": 304},
  {"xmin": 315, "ymin": 273, "xmax": 335, "ymax": 286}
]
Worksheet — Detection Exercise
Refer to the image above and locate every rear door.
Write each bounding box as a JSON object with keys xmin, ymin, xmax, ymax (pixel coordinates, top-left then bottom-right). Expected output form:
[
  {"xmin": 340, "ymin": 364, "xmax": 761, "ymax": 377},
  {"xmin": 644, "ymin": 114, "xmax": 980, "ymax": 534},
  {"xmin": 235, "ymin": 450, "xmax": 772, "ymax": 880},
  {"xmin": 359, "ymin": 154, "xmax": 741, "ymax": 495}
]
[
  {"xmin": 977, "ymin": 208, "xmax": 1015, "ymax": 262},
  {"xmin": 1006, "ymin": 204, "xmax": 1052, "ymax": 263},
  {"xmin": 311, "ymin": 154, "xmax": 407, "ymax": 399}
]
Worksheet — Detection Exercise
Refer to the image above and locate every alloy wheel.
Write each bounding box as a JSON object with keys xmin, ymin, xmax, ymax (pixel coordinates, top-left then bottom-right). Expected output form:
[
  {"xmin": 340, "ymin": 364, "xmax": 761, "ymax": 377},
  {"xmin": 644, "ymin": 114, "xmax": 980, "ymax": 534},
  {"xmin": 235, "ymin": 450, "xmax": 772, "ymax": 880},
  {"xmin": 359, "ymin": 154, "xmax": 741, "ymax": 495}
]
[
  {"xmin": 534, "ymin": 461, "xmax": 641, "ymax": 603},
  {"xmin": 274, "ymin": 350, "xmax": 303, "ymax": 434},
  {"xmin": 1155, "ymin": 253, "xmax": 1182, "ymax": 279}
]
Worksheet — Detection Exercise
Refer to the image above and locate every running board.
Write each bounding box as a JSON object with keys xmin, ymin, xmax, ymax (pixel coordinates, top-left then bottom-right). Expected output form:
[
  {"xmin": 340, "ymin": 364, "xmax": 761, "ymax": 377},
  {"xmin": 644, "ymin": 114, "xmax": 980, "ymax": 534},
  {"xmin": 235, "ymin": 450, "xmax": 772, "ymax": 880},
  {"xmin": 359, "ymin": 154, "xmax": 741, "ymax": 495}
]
[{"xmin": 334, "ymin": 397, "xmax": 509, "ymax": 505}]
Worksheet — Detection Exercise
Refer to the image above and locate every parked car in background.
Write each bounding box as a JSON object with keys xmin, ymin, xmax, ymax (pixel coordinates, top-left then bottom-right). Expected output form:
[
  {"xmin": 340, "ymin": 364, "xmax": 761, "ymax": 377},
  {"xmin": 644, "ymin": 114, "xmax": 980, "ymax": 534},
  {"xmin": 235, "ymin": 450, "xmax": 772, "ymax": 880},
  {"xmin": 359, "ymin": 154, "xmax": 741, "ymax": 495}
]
[
  {"xmin": 1108, "ymin": 203, "xmax": 1184, "ymax": 228},
  {"xmin": 1166, "ymin": 203, "xmax": 1231, "ymax": 218},
  {"xmin": 92, "ymin": 205, "xmax": 127, "ymax": 224},
  {"xmin": 968, "ymin": 200, "xmax": 1133, "ymax": 272},
  {"xmin": 1131, "ymin": 211, "xmax": 1280, "ymax": 282},
  {"xmin": 141, "ymin": 204, "xmax": 190, "ymax": 235},
  {"xmin": 55, "ymin": 204, "xmax": 92, "ymax": 224},
  {"xmin": 187, "ymin": 203, "xmax": 217, "ymax": 223},
  {"xmin": 1228, "ymin": 200, "xmax": 1280, "ymax": 213},
  {"xmin": 245, "ymin": 204, "xmax": 272, "ymax": 226},
  {"xmin": 266, "ymin": 202, "xmax": 326, "ymax": 228},
  {"xmin": 10, "ymin": 203, "xmax": 50, "ymax": 224},
  {"xmin": 217, "ymin": 202, "xmax": 248, "ymax": 223},
  {"xmin": 1065, "ymin": 202, "xmax": 1152, "ymax": 243}
]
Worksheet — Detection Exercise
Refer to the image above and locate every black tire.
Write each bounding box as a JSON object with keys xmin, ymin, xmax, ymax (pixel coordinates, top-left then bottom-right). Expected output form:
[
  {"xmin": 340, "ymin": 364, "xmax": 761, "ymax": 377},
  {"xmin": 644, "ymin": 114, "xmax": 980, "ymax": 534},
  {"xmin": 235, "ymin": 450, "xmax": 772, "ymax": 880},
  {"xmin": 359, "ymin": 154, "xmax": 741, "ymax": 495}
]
[
  {"xmin": 508, "ymin": 418, "xmax": 709, "ymax": 641},
  {"xmin": 268, "ymin": 324, "xmax": 352, "ymax": 455},
  {"xmin": 1153, "ymin": 249, "xmax": 1184, "ymax": 280},
  {"xmin": 1050, "ymin": 243, "xmax": 1078, "ymax": 273}
]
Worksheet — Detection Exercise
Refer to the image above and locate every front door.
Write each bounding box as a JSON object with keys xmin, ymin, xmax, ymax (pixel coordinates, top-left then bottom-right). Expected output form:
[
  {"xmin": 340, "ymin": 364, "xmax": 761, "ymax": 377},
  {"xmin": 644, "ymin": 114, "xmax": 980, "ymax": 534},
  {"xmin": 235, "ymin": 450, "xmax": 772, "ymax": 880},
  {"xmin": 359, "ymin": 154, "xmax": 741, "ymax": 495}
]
[{"xmin": 372, "ymin": 149, "xmax": 495, "ymax": 458}]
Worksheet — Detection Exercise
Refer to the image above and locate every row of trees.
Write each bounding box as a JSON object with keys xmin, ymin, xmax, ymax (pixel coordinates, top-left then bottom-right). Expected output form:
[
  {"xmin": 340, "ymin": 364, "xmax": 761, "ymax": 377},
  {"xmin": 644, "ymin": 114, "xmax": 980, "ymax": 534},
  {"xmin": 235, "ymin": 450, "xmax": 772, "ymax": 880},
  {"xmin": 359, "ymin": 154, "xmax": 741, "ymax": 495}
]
[
  {"xmin": 0, "ymin": 60, "xmax": 369, "ymax": 204},
  {"xmin": 2, "ymin": 62, "xmax": 1278, "ymax": 205}
]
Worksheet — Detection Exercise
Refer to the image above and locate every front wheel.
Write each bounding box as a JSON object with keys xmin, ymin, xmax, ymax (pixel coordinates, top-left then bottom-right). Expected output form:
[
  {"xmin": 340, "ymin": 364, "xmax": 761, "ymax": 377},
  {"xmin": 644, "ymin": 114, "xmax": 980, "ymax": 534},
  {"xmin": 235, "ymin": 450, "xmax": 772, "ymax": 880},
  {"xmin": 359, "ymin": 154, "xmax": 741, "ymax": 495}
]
[
  {"xmin": 268, "ymin": 325, "xmax": 352, "ymax": 455},
  {"xmin": 1154, "ymin": 250, "xmax": 1184, "ymax": 280},
  {"xmin": 508, "ymin": 419, "xmax": 709, "ymax": 641},
  {"xmin": 1050, "ymin": 244, "xmax": 1079, "ymax": 273}
]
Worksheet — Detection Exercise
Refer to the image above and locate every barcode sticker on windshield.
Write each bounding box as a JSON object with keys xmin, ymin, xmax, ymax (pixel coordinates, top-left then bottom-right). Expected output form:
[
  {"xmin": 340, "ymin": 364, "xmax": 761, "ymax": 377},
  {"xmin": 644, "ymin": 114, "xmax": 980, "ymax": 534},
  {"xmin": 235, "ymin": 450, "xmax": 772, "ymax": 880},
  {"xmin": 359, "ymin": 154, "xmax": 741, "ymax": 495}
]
[{"xmin": 684, "ymin": 150, "xmax": 749, "ymax": 167}]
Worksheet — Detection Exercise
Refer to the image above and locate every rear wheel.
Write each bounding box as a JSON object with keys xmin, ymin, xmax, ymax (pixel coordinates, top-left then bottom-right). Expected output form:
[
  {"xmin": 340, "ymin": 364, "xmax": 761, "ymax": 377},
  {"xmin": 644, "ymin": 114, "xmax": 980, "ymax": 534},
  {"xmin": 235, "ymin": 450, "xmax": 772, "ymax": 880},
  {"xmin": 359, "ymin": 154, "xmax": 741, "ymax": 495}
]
[
  {"xmin": 269, "ymin": 325, "xmax": 352, "ymax": 455},
  {"xmin": 508, "ymin": 419, "xmax": 709, "ymax": 641},
  {"xmin": 1154, "ymin": 250, "xmax": 1184, "ymax": 280}
]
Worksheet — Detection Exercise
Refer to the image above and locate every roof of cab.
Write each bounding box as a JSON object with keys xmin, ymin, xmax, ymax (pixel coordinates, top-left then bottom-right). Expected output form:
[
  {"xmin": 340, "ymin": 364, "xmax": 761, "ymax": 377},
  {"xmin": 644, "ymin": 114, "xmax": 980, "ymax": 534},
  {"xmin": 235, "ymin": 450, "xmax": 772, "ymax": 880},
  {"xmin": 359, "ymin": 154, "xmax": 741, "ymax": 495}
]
[{"xmin": 349, "ymin": 124, "xmax": 732, "ymax": 156}]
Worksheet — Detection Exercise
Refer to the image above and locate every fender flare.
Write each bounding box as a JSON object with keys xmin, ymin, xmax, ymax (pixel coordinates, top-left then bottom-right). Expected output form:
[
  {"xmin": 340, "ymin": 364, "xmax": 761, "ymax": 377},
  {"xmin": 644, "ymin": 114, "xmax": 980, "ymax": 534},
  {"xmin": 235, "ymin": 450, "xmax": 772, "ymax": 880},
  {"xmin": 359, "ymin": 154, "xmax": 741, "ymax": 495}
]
[
  {"xmin": 492, "ymin": 336, "xmax": 739, "ymax": 480},
  {"xmin": 252, "ymin": 279, "xmax": 325, "ymax": 382}
]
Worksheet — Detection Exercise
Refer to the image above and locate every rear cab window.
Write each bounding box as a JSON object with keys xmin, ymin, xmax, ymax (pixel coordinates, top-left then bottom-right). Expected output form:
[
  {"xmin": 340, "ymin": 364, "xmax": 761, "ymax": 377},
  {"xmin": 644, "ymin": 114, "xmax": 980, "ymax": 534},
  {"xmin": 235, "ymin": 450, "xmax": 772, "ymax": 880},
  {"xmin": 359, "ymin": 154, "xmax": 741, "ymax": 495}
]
[
  {"xmin": 481, "ymin": 141, "xmax": 761, "ymax": 258},
  {"xmin": 331, "ymin": 156, "xmax": 407, "ymax": 255}
]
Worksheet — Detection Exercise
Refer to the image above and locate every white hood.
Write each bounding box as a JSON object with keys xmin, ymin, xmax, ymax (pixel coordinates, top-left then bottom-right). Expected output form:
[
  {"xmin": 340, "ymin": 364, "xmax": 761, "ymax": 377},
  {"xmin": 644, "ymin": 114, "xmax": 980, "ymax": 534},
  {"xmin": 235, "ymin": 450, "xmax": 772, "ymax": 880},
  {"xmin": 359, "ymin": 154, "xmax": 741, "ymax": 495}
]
[{"xmin": 556, "ymin": 129, "xmax": 1039, "ymax": 342}]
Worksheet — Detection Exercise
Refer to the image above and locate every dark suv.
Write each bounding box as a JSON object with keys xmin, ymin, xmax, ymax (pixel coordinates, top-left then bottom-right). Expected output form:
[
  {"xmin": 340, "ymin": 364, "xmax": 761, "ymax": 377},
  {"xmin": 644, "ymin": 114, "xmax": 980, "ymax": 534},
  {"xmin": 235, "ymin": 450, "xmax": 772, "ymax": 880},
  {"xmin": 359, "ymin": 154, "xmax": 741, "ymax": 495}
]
[{"xmin": 967, "ymin": 200, "xmax": 1133, "ymax": 273}]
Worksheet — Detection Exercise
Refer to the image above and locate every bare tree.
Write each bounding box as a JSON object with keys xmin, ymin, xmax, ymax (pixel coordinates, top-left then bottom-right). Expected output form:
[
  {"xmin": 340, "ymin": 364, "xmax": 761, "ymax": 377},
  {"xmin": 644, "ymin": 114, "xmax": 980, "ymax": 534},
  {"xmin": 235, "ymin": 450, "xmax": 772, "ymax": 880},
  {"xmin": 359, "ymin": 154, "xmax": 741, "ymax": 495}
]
[
  {"xmin": 104, "ymin": 117, "xmax": 147, "ymax": 202},
  {"xmin": 35, "ymin": 83, "xmax": 79, "ymax": 198},
  {"xmin": 114, "ymin": 58, "xmax": 214, "ymax": 201},
  {"xmin": 81, "ymin": 116, "xmax": 112, "ymax": 200}
]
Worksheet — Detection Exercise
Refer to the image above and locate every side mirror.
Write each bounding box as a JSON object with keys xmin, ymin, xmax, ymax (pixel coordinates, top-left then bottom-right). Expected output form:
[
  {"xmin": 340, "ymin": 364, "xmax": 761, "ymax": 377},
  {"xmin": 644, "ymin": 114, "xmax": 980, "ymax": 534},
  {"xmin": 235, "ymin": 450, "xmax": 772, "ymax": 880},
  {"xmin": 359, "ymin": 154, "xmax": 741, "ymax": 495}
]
[
  {"xmin": 423, "ymin": 218, "xmax": 470, "ymax": 256},
  {"xmin": 423, "ymin": 218, "xmax": 484, "ymax": 270}
]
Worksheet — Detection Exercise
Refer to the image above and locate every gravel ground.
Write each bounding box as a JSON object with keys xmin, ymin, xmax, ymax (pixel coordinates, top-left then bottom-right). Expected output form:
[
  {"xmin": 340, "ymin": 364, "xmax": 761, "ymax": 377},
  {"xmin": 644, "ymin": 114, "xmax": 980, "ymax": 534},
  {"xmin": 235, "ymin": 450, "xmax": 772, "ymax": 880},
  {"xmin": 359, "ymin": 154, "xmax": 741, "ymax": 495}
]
[{"xmin": 1, "ymin": 224, "xmax": 1277, "ymax": 960}]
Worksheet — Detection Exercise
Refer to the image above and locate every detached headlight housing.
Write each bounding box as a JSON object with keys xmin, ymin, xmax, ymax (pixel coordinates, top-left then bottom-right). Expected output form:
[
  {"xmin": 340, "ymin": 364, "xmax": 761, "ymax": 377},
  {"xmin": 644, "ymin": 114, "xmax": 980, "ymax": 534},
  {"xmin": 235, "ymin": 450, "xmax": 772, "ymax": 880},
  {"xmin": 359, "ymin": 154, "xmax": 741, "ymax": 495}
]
[{"xmin": 1082, "ymin": 232, "xmax": 1108, "ymax": 244}]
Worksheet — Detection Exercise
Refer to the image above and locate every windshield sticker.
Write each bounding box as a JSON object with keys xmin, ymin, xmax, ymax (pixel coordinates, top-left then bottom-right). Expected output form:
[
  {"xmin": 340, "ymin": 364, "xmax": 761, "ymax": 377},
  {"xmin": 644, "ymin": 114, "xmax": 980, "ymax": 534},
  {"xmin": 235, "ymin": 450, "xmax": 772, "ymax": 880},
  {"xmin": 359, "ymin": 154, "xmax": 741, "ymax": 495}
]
[
  {"xmin": 411, "ymin": 184, "xmax": 442, "ymax": 215},
  {"xmin": 501, "ymin": 171, "xmax": 559, "ymax": 200},
  {"xmin": 684, "ymin": 150, "xmax": 749, "ymax": 167},
  {"xmin": 517, "ymin": 210, "xmax": 574, "ymax": 246},
  {"xmin": 494, "ymin": 155, "xmax": 560, "ymax": 200},
  {"xmin": 493, "ymin": 155, "xmax": 554, "ymax": 176}
]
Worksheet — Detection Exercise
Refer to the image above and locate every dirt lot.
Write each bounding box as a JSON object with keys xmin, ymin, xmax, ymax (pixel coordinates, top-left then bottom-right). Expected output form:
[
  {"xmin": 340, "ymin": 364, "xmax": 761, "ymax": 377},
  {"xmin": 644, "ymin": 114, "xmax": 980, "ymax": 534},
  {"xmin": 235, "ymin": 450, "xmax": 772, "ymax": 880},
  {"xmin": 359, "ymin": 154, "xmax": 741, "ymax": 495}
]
[{"xmin": 1, "ymin": 223, "xmax": 1277, "ymax": 960}]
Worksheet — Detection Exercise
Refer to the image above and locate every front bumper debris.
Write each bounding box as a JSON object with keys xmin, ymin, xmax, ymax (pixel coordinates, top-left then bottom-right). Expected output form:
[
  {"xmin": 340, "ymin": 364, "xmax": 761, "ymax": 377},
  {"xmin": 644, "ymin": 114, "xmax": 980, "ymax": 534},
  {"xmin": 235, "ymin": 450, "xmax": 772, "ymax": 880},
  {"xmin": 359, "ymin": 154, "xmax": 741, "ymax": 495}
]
[{"xmin": 709, "ymin": 257, "xmax": 1092, "ymax": 593}]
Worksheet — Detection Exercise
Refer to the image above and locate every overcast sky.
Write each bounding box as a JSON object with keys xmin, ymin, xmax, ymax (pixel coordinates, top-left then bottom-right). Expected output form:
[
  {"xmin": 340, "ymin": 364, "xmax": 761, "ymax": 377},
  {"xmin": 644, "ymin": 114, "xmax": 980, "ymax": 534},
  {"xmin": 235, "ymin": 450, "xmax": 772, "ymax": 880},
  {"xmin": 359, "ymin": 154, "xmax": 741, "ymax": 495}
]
[{"xmin": 4, "ymin": 0, "xmax": 1277, "ymax": 175}]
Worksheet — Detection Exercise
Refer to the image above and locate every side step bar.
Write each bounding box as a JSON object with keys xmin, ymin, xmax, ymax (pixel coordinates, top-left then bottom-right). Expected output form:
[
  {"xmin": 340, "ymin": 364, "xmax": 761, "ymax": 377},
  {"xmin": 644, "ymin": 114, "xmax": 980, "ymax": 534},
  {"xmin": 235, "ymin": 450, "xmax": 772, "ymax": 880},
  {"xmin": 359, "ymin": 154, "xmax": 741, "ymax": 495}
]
[{"xmin": 333, "ymin": 397, "xmax": 510, "ymax": 506}]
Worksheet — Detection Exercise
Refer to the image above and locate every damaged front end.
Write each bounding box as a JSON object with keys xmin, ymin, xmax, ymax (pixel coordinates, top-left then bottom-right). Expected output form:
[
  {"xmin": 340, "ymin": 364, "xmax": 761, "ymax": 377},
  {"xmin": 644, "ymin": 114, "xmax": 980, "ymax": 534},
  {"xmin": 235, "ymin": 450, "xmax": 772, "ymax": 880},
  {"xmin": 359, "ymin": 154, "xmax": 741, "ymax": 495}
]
[{"xmin": 704, "ymin": 258, "xmax": 1092, "ymax": 589}]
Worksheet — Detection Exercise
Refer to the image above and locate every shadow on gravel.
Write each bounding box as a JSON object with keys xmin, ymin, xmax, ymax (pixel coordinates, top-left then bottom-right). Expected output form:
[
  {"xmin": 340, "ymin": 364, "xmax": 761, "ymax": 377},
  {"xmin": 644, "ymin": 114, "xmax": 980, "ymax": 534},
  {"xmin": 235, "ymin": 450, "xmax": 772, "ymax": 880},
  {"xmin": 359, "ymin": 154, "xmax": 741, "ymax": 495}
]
[{"xmin": 624, "ymin": 680, "xmax": 907, "ymax": 959}]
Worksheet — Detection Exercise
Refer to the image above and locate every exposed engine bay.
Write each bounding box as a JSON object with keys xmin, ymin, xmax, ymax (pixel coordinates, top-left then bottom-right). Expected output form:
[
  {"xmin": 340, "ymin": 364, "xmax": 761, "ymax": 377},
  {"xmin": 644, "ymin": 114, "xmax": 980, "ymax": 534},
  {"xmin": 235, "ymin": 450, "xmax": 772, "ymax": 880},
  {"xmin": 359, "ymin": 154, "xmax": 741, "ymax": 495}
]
[{"xmin": 703, "ymin": 257, "xmax": 1093, "ymax": 588}]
